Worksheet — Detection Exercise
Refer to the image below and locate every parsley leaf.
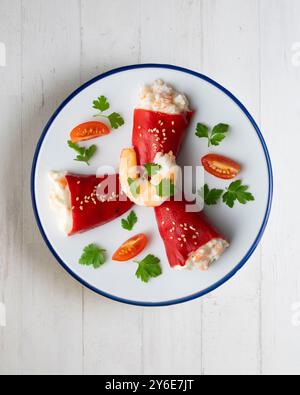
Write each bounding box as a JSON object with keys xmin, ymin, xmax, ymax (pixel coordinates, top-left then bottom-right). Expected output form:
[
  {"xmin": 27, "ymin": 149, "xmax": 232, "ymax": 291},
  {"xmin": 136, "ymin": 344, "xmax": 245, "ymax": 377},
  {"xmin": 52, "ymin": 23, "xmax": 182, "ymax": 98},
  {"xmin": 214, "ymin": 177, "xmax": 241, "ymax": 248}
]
[
  {"xmin": 68, "ymin": 140, "xmax": 85, "ymax": 155},
  {"xmin": 210, "ymin": 123, "xmax": 230, "ymax": 146},
  {"xmin": 68, "ymin": 140, "xmax": 97, "ymax": 165},
  {"xmin": 93, "ymin": 96, "xmax": 110, "ymax": 112},
  {"xmin": 108, "ymin": 112, "xmax": 125, "ymax": 129},
  {"xmin": 79, "ymin": 244, "xmax": 106, "ymax": 269},
  {"xmin": 122, "ymin": 211, "xmax": 138, "ymax": 231},
  {"xmin": 93, "ymin": 95, "xmax": 125, "ymax": 130},
  {"xmin": 156, "ymin": 179, "xmax": 175, "ymax": 198},
  {"xmin": 195, "ymin": 122, "xmax": 230, "ymax": 147},
  {"xmin": 222, "ymin": 180, "xmax": 255, "ymax": 208},
  {"xmin": 203, "ymin": 184, "xmax": 224, "ymax": 206},
  {"xmin": 144, "ymin": 163, "xmax": 162, "ymax": 177},
  {"xmin": 135, "ymin": 255, "xmax": 162, "ymax": 283},
  {"xmin": 128, "ymin": 178, "xmax": 141, "ymax": 198},
  {"xmin": 212, "ymin": 123, "xmax": 230, "ymax": 136},
  {"xmin": 195, "ymin": 123, "xmax": 209, "ymax": 139}
]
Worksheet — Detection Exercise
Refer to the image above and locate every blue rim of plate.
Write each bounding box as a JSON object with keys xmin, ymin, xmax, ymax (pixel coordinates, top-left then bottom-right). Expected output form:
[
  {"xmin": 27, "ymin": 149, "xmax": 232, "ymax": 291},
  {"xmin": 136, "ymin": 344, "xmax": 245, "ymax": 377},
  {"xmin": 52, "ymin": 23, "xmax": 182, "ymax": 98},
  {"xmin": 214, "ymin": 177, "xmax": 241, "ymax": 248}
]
[{"xmin": 31, "ymin": 63, "xmax": 273, "ymax": 307}]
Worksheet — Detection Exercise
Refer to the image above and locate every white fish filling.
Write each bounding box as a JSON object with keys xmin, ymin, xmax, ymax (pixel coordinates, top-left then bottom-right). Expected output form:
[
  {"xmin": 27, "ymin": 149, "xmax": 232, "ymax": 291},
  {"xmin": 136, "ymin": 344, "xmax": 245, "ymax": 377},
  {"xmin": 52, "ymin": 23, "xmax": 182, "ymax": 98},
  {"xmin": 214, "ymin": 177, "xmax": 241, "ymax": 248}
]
[
  {"xmin": 150, "ymin": 151, "xmax": 179, "ymax": 187},
  {"xmin": 175, "ymin": 238, "xmax": 229, "ymax": 271},
  {"xmin": 49, "ymin": 171, "xmax": 73, "ymax": 235},
  {"xmin": 138, "ymin": 80, "xmax": 190, "ymax": 114}
]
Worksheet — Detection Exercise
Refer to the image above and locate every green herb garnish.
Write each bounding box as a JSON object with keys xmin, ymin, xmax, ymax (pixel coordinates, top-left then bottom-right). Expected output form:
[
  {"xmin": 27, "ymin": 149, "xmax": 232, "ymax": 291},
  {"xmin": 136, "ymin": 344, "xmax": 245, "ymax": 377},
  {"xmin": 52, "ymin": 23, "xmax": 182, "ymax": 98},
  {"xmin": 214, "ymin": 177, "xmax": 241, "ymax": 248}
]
[
  {"xmin": 128, "ymin": 178, "xmax": 141, "ymax": 198},
  {"xmin": 135, "ymin": 255, "xmax": 162, "ymax": 283},
  {"xmin": 196, "ymin": 123, "xmax": 230, "ymax": 147},
  {"xmin": 68, "ymin": 140, "xmax": 97, "ymax": 165},
  {"xmin": 93, "ymin": 95, "xmax": 110, "ymax": 112},
  {"xmin": 222, "ymin": 180, "xmax": 255, "ymax": 208},
  {"xmin": 144, "ymin": 163, "xmax": 162, "ymax": 177},
  {"xmin": 202, "ymin": 184, "xmax": 224, "ymax": 206},
  {"xmin": 93, "ymin": 96, "xmax": 125, "ymax": 129},
  {"xmin": 156, "ymin": 179, "xmax": 175, "ymax": 198},
  {"xmin": 122, "ymin": 211, "xmax": 138, "ymax": 231},
  {"xmin": 199, "ymin": 180, "xmax": 255, "ymax": 208},
  {"xmin": 79, "ymin": 244, "xmax": 106, "ymax": 269}
]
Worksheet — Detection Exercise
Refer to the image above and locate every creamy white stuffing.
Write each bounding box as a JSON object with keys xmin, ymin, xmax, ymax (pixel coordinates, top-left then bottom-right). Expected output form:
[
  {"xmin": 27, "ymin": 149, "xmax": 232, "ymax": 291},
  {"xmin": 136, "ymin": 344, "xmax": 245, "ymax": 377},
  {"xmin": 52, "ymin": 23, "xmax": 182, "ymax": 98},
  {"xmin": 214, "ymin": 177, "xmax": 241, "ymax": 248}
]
[
  {"xmin": 138, "ymin": 80, "xmax": 190, "ymax": 114},
  {"xmin": 150, "ymin": 151, "xmax": 179, "ymax": 187},
  {"xmin": 175, "ymin": 238, "xmax": 229, "ymax": 271},
  {"xmin": 49, "ymin": 171, "xmax": 73, "ymax": 235}
]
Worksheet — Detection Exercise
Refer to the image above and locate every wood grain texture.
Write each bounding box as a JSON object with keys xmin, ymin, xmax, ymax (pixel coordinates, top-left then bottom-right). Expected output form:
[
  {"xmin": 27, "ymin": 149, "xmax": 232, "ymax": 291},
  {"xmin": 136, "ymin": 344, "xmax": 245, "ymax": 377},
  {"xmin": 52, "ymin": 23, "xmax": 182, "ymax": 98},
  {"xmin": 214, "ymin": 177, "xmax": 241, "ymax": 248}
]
[
  {"xmin": 260, "ymin": 0, "xmax": 300, "ymax": 375},
  {"xmin": 0, "ymin": 0, "xmax": 299, "ymax": 375},
  {"xmin": 0, "ymin": 0, "xmax": 22, "ymax": 374},
  {"xmin": 21, "ymin": 0, "xmax": 82, "ymax": 374}
]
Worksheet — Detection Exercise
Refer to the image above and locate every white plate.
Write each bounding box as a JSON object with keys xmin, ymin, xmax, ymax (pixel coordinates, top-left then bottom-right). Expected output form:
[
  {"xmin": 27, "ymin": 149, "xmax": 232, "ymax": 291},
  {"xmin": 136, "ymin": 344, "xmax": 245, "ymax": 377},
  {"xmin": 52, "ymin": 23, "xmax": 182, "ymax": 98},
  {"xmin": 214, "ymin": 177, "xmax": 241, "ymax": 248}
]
[{"xmin": 31, "ymin": 64, "xmax": 273, "ymax": 306}]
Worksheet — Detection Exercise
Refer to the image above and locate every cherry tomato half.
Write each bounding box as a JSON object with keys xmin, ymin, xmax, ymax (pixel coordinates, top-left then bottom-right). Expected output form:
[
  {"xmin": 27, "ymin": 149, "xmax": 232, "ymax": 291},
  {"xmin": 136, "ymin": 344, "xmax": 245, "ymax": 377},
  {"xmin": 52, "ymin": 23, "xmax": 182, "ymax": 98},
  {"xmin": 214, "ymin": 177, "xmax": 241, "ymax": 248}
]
[
  {"xmin": 70, "ymin": 121, "xmax": 110, "ymax": 142},
  {"xmin": 201, "ymin": 154, "xmax": 241, "ymax": 180},
  {"xmin": 112, "ymin": 234, "xmax": 148, "ymax": 262}
]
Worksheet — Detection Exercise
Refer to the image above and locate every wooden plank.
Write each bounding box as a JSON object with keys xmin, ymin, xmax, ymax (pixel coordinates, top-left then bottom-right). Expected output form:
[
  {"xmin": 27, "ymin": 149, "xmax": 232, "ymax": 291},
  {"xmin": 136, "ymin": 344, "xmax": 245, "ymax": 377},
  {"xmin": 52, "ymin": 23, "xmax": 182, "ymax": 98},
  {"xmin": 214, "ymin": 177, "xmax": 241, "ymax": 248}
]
[
  {"xmin": 260, "ymin": 0, "xmax": 300, "ymax": 375},
  {"xmin": 0, "ymin": 0, "xmax": 22, "ymax": 374},
  {"xmin": 20, "ymin": 0, "xmax": 83, "ymax": 374},
  {"xmin": 80, "ymin": 0, "xmax": 143, "ymax": 375},
  {"xmin": 140, "ymin": 0, "xmax": 204, "ymax": 375},
  {"xmin": 201, "ymin": 0, "xmax": 262, "ymax": 375},
  {"xmin": 140, "ymin": 0, "xmax": 203, "ymax": 69}
]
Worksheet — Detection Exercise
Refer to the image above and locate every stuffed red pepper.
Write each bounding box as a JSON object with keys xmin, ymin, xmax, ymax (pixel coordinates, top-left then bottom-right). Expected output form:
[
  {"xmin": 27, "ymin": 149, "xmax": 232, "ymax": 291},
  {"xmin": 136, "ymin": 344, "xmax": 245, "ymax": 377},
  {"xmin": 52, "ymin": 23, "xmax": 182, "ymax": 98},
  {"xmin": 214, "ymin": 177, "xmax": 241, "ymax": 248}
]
[
  {"xmin": 49, "ymin": 171, "xmax": 133, "ymax": 236},
  {"xmin": 120, "ymin": 80, "xmax": 193, "ymax": 207},
  {"xmin": 155, "ymin": 199, "xmax": 229, "ymax": 271},
  {"xmin": 132, "ymin": 79, "xmax": 193, "ymax": 165}
]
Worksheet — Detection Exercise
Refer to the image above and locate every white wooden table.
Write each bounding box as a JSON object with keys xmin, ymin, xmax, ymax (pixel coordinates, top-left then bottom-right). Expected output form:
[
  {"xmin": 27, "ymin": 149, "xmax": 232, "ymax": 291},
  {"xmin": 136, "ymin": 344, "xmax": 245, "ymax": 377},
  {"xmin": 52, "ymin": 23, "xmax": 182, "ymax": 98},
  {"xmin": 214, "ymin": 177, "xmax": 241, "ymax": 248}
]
[{"xmin": 0, "ymin": 0, "xmax": 299, "ymax": 375}]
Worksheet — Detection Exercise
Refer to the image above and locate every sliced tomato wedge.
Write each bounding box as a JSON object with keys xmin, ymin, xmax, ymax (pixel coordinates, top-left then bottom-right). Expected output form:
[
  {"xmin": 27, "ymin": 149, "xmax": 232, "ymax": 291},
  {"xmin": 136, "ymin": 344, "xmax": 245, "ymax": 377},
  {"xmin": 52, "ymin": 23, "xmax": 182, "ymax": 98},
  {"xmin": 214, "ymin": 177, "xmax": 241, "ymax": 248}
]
[
  {"xmin": 201, "ymin": 154, "xmax": 241, "ymax": 180},
  {"xmin": 70, "ymin": 121, "xmax": 110, "ymax": 142},
  {"xmin": 112, "ymin": 234, "xmax": 148, "ymax": 262}
]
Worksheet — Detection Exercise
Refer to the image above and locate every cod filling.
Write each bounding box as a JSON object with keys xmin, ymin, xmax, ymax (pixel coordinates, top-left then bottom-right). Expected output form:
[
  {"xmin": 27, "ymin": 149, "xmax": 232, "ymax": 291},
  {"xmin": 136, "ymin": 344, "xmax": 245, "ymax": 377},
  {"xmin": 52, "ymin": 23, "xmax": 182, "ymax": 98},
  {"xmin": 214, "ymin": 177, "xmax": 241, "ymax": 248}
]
[
  {"xmin": 175, "ymin": 238, "xmax": 229, "ymax": 271},
  {"xmin": 49, "ymin": 171, "xmax": 73, "ymax": 235},
  {"xmin": 138, "ymin": 79, "xmax": 190, "ymax": 115}
]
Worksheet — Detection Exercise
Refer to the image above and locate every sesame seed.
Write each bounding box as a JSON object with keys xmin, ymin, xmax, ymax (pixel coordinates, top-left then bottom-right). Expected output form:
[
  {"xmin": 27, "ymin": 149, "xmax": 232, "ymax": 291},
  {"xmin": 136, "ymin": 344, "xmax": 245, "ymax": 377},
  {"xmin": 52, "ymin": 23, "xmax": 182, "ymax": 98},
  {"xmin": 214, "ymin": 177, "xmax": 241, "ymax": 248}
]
[
  {"xmin": 77, "ymin": 181, "xmax": 81, "ymax": 185},
  {"xmin": 80, "ymin": 206, "xmax": 83, "ymax": 211}
]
